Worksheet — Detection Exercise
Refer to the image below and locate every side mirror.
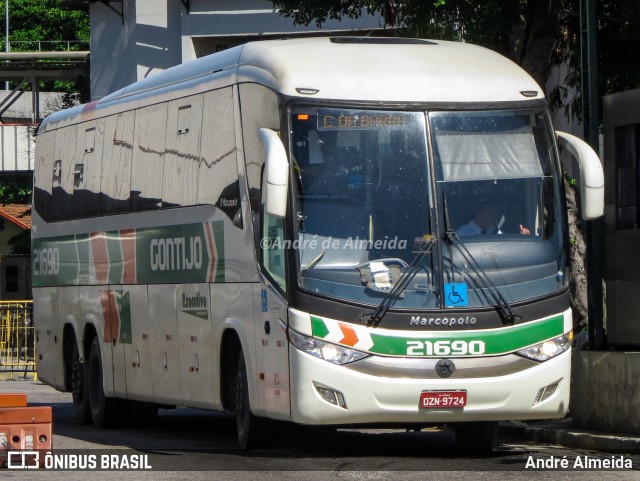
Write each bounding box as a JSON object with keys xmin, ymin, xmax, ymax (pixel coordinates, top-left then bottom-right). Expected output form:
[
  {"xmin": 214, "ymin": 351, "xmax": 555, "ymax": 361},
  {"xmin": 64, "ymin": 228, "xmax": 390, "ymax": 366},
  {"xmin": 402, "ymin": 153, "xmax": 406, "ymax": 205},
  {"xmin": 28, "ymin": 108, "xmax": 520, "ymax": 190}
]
[
  {"xmin": 556, "ymin": 131, "xmax": 604, "ymax": 220},
  {"xmin": 258, "ymin": 128, "xmax": 289, "ymax": 218}
]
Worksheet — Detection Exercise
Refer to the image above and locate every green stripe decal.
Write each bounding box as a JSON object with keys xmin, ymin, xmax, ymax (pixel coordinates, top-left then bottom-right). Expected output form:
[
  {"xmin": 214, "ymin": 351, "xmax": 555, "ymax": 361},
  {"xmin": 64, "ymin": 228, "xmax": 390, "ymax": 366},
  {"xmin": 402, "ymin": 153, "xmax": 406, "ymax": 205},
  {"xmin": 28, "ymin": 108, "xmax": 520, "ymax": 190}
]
[
  {"xmin": 32, "ymin": 221, "xmax": 225, "ymax": 286},
  {"xmin": 371, "ymin": 315, "xmax": 562, "ymax": 356},
  {"xmin": 107, "ymin": 231, "xmax": 124, "ymax": 284},
  {"xmin": 75, "ymin": 234, "xmax": 91, "ymax": 284},
  {"xmin": 311, "ymin": 314, "xmax": 564, "ymax": 357},
  {"xmin": 116, "ymin": 291, "xmax": 132, "ymax": 345},
  {"xmin": 311, "ymin": 316, "xmax": 330, "ymax": 339}
]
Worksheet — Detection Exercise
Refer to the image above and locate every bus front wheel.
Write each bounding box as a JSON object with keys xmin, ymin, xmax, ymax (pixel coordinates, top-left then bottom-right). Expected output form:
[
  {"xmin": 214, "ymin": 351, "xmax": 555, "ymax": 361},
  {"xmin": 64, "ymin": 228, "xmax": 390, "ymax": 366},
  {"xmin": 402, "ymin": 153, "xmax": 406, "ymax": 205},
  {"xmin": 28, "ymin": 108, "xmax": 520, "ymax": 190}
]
[{"xmin": 235, "ymin": 350, "xmax": 267, "ymax": 450}]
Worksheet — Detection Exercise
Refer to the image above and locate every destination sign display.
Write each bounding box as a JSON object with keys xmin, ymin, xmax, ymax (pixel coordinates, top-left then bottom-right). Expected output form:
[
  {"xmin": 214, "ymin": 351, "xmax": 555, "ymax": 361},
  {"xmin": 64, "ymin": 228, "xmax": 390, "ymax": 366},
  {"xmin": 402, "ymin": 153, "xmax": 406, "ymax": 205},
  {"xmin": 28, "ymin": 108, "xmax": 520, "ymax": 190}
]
[{"xmin": 317, "ymin": 112, "xmax": 411, "ymax": 130}]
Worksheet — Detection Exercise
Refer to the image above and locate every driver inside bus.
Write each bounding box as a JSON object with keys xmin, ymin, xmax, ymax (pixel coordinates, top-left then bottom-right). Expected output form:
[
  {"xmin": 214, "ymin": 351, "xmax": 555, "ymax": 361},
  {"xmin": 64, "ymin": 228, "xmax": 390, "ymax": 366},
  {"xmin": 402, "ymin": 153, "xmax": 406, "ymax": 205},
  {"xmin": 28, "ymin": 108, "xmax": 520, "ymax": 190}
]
[{"xmin": 457, "ymin": 202, "xmax": 530, "ymax": 236}]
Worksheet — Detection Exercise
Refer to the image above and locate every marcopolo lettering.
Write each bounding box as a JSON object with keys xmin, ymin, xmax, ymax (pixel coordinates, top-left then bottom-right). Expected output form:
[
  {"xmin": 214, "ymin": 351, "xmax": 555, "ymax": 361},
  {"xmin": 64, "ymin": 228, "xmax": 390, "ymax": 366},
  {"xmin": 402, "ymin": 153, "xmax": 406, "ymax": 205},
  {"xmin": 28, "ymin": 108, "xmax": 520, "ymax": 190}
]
[
  {"xmin": 150, "ymin": 236, "xmax": 203, "ymax": 271},
  {"xmin": 410, "ymin": 316, "xmax": 477, "ymax": 327}
]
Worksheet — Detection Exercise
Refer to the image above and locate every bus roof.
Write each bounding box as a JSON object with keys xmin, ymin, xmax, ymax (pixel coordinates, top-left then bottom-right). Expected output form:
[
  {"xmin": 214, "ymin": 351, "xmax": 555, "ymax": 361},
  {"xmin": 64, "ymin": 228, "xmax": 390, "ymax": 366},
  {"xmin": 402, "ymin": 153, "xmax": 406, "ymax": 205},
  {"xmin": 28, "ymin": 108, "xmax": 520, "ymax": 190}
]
[{"xmin": 40, "ymin": 37, "xmax": 544, "ymax": 132}]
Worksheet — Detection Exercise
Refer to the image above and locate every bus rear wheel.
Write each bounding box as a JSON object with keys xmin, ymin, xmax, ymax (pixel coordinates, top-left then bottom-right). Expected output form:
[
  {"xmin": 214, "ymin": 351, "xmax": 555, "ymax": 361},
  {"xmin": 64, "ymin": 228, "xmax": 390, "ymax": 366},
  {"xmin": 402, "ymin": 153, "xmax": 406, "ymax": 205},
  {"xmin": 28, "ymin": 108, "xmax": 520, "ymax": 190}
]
[
  {"xmin": 87, "ymin": 337, "xmax": 120, "ymax": 428},
  {"xmin": 71, "ymin": 342, "xmax": 91, "ymax": 425}
]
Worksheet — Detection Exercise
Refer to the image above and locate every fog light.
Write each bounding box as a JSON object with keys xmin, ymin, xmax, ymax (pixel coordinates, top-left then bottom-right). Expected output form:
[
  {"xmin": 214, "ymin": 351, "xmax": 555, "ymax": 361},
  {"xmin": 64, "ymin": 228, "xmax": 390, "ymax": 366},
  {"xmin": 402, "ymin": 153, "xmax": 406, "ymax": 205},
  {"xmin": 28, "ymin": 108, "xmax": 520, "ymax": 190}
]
[
  {"xmin": 533, "ymin": 379, "xmax": 561, "ymax": 406},
  {"xmin": 315, "ymin": 384, "xmax": 347, "ymax": 409}
]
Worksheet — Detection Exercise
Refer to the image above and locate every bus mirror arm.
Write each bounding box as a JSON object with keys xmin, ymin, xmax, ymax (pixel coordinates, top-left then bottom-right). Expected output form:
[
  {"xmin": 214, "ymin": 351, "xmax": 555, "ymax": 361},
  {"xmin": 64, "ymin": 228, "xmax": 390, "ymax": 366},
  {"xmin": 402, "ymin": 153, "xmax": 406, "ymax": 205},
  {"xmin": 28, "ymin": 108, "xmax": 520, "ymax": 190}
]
[
  {"xmin": 259, "ymin": 128, "xmax": 290, "ymax": 218},
  {"xmin": 556, "ymin": 131, "xmax": 604, "ymax": 220}
]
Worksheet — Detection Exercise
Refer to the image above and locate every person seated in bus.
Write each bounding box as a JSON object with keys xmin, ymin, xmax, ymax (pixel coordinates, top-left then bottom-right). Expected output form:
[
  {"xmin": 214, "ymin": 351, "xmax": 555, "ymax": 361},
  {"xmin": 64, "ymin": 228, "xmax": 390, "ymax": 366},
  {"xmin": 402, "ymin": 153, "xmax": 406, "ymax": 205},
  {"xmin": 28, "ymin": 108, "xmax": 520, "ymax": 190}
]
[{"xmin": 457, "ymin": 202, "xmax": 530, "ymax": 236}]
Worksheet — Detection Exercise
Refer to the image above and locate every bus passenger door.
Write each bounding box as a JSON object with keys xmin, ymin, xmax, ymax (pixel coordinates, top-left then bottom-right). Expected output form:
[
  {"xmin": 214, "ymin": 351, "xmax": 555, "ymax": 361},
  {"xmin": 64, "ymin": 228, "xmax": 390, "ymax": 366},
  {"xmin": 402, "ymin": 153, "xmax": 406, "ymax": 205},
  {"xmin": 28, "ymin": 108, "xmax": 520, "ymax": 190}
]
[{"xmin": 253, "ymin": 282, "xmax": 290, "ymax": 420}]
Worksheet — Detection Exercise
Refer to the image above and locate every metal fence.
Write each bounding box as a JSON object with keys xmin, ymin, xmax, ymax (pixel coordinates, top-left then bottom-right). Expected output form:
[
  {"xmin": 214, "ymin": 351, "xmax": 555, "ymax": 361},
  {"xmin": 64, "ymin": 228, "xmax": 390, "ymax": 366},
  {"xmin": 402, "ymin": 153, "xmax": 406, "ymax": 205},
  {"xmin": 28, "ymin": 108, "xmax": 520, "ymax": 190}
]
[{"xmin": 0, "ymin": 301, "xmax": 35, "ymax": 380}]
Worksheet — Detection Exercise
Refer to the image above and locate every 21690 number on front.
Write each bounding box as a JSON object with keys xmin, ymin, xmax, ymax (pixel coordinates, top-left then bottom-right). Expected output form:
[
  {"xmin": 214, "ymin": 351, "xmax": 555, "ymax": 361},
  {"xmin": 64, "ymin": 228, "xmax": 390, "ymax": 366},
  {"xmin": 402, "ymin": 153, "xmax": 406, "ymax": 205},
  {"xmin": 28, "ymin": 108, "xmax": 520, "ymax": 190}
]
[
  {"xmin": 420, "ymin": 391, "xmax": 467, "ymax": 409},
  {"xmin": 407, "ymin": 340, "xmax": 485, "ymax": 356}
]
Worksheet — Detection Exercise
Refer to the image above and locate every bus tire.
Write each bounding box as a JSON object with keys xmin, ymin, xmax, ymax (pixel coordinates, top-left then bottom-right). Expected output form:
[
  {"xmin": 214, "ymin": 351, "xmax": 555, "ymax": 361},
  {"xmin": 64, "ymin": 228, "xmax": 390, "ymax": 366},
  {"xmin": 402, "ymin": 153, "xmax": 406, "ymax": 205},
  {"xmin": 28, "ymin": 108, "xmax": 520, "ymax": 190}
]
[
  {"xmin": 87, "ymin": 336, "xmax": 119, "ymax": 428},
  {"xmin": 454, "ymin": 421, "xmax": 498, "ymax": 451},
  {"xmin": 235, "ymin": 350, "xmax": 266, "ymax": 450},
  {"xmin": 71, "ymin": 342, "xmax": 91, "ymax": 425}
]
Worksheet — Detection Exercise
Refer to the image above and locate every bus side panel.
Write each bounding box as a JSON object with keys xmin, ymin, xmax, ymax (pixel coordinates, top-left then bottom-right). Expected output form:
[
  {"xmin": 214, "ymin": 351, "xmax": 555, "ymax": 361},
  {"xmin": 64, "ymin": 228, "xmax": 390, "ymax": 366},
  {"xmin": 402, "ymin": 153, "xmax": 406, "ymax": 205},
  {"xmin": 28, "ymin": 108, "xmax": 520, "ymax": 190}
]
[
  {"xmin": 33, "ymin": 287, "xmax": 61, "ymax": 389},
  {"xmin": 177, "ymin": 283, "xmax": 215, "ymax": 408},
  {"xmin": 252, "ymin": 283, "xmax": 291, "ymax": 420},
  {"xmin": 123, "ymin": 285, "xmax": 155, "ymax": 402},
  {"xmin": 148, "ymin": 284, "xmax": 181, "ymax": 404}
]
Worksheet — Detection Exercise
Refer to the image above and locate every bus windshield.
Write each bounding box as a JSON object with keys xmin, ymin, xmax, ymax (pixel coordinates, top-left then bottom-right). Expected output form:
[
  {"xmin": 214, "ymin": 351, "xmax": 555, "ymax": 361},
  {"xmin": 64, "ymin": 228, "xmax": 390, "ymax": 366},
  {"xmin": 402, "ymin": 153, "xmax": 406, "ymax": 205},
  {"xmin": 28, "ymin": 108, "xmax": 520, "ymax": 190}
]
[{"xmin": 290, "ymin": 107, "xmax": 567, "ymax": 310}]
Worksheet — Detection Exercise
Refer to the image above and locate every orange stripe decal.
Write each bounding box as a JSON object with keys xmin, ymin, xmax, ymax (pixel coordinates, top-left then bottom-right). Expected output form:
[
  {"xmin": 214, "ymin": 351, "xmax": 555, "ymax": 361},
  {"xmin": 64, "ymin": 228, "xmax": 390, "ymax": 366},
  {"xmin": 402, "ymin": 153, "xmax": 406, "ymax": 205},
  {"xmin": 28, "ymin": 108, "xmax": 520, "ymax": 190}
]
[
  {"xmin": 100, "ymin": 290, "xmax": 120, "ymax": 343},
  {"xmin": 339, "ymin": 323, "xmax": 359, "ymax": 347},
  {"xmin": 204, "ymin": 223, "xmax": 216, "ymax": 283},
  {"xmin": 120, "ymin": 229, "xmax": 136, "ymax": 284},
  {"xmin": 91, "ymin": 232, "xmax": 109, "ymax": 285}
]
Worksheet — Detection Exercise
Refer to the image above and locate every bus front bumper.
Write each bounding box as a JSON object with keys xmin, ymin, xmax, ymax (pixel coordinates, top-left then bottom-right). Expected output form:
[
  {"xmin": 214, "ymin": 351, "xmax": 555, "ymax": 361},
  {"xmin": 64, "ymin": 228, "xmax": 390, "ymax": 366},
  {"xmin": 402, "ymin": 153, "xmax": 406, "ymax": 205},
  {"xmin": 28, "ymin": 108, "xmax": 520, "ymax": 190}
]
[{"xmin": 289, "ymin": 347, "xmax": 570, "ymax": 425}]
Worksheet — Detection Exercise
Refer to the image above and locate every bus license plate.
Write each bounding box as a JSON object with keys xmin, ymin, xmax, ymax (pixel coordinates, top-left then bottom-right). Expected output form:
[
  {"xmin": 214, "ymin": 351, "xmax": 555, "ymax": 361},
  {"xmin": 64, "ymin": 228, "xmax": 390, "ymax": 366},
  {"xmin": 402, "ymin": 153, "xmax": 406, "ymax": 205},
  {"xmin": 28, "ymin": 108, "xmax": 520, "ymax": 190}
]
[{"xmin": 419, "ymin": 391, "xmax": 467, "ymax": 408}]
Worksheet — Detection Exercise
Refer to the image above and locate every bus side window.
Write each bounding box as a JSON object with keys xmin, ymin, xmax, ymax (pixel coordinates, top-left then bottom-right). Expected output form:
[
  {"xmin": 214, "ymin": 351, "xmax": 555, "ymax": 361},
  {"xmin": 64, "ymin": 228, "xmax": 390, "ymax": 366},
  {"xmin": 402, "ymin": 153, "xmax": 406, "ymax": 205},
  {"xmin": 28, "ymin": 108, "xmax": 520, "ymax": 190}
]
[
  {"xmin": 199, "ymin": 87, "xmax": 242, "ymax": 227},
  {"xmin": 101, "ymin": 111, "xmax": 134, "ymax": 215},
  {"xmin": 52, "ymin": 126, "xmax": 77, "ymax": 221},
  {"xmin": 73, "ymin": 120, "xmax": 104, "ymax": 218},
  {"xmin": 238, "ymin": 83, "xmax": 280, "ymax": 218},
  {"xmin": 34, "ymin": 130, "xmax": 55, "ymax": 222},
  {"xmin": 131, "ymin": 103, "xmax": 167, "ymax": 211},
  {"xmin": 262, "ymin": 211, "xmax": 286, "ymax": 291},
  {"xmin": 163, "ymin": 95, "xmax": 204, "ymax": 207}
]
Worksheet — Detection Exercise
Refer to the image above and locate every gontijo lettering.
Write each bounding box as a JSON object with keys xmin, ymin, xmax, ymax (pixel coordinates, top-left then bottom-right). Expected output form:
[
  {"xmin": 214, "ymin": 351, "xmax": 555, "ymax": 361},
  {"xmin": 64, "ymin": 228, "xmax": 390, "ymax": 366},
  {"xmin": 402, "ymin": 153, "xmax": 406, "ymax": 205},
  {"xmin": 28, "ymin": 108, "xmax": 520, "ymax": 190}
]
[{"xmin": 150, "ymin": 236, "xmax": 202, "ymax": 271}]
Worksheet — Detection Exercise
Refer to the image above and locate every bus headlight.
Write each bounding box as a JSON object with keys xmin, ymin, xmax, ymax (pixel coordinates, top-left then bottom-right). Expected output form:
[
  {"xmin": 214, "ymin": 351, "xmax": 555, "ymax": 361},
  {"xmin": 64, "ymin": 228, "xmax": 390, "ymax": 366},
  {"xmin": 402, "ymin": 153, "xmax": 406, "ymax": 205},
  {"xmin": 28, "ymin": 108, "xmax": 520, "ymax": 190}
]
[
  {"xmin": 516, "ymin": 334, "xmax": 572, "ymax": 362},
  {"xmin": 288, "ymin": 328, "xmax": 369, "ymax": 365}
]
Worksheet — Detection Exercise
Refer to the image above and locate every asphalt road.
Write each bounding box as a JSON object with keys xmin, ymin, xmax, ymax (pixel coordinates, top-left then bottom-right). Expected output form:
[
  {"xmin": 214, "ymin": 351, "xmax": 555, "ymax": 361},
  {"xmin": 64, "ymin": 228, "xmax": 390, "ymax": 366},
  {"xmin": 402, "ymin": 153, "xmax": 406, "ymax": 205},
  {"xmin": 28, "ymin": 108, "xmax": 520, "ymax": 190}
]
[{"xmin": 1, "ymin": 379, "xmax": 639, "ymax": 480}]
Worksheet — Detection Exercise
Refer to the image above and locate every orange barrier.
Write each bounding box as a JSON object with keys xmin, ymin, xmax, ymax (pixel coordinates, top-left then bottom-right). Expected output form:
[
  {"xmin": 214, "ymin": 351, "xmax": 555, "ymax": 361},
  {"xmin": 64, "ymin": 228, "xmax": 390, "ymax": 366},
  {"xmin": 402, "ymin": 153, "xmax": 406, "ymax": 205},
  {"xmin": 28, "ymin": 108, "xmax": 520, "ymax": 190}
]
[
  {"xmin": 0, "ymin": 394, "xmax": 51, "ymax": 469},
  {"xmin": 0, "ymin": 393, "xmax": 27, "ymax": 408}
]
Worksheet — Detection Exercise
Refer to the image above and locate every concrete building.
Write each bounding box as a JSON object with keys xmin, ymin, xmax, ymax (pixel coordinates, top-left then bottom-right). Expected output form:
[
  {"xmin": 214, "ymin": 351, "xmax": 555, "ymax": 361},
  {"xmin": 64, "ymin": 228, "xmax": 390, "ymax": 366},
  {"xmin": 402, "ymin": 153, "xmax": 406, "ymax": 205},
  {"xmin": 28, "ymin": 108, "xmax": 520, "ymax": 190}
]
[
  {"xmin": 84, "ymin": 0, "xmax": 384, "ymax": 99},
  {"xmin": 572, "ymin": 88, "xmax": 640, "ymax": 435}
]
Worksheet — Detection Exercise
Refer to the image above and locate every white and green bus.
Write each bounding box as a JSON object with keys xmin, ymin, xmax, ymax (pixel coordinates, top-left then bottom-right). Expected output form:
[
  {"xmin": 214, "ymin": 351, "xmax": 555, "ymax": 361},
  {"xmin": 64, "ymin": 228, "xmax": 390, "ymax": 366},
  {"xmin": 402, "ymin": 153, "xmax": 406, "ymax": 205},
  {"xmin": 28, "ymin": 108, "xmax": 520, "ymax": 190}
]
[{"xmin": 32, "ymin": 37, "xmax": 604, "ymax": 450}]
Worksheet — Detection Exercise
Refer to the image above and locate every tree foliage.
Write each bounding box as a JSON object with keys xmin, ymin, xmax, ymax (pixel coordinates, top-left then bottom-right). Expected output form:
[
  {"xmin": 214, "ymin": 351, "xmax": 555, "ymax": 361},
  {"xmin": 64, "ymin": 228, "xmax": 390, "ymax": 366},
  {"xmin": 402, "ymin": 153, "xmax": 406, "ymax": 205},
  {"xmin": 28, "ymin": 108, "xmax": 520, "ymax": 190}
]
[
  {"xmin": 0, "ymin": 173, "xmax": 31, "ymax": 205},
  {"xmin": 272, "ymin": 0, "xmax": 640, "ymax": 121},
  {"xmin": 1, "ymin": 0, "xmax": 89, "ymax": 49},
  {"xmin": 0, "ymin": 0, "xmax": 90, "ymax": 93}
]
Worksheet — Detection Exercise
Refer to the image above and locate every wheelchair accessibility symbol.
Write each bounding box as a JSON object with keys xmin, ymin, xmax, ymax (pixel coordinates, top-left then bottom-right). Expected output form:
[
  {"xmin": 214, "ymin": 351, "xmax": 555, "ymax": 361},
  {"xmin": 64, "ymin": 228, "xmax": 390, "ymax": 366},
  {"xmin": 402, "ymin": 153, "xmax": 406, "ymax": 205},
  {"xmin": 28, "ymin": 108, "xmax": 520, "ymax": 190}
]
[{"xmin": 445, "ymin": 283, "xmax": 468, "ymax": 307}]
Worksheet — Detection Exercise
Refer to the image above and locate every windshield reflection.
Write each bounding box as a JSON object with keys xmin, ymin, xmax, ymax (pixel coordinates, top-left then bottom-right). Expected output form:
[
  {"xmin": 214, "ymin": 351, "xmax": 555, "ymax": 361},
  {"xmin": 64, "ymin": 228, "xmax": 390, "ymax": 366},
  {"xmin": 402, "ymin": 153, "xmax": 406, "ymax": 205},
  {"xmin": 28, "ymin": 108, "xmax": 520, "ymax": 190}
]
[
  {"xmin": 292, "ymin": 108, "xmax": 433, "ymax": 308},
  {"xmin": 289, "ymin": 107, "xmax": 567, "ymax": 309}
]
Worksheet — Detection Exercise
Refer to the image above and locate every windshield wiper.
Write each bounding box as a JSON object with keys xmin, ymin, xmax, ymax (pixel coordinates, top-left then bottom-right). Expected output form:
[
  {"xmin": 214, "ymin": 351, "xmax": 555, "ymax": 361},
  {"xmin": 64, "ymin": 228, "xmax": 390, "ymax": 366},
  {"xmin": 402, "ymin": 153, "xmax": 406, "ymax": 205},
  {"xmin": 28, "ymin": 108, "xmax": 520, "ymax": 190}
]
[
  {"xmin": 365, "ymin": 236, "xmax": 434, "ymax": 328},
  {"xmin": 442, "ymin": 194, "xmax": 520, "ymax": 325}
]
